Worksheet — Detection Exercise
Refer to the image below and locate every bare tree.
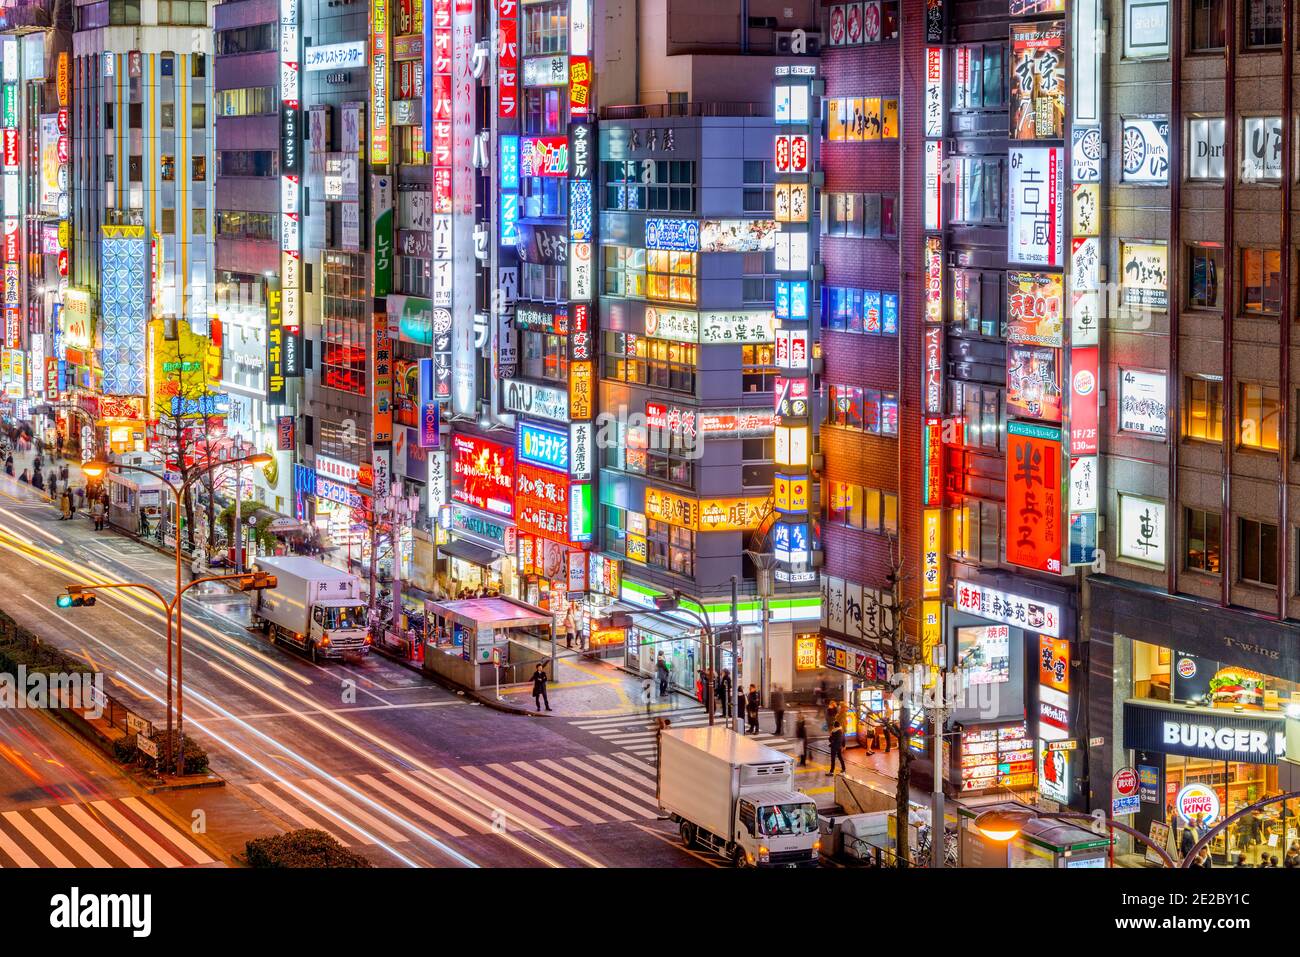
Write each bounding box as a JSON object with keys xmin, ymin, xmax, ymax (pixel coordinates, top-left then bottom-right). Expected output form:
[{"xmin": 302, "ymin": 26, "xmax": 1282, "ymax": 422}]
[{"xmin": 879, "ymin": 534, "xmax": 919, "ymax": 867}]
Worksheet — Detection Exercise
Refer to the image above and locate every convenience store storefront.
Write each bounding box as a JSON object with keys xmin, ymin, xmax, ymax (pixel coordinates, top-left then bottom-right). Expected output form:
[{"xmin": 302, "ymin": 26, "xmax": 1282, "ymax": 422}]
[{"xmin": 1091, "ymin": 575, "xmax": 1300, "ymax": 862}]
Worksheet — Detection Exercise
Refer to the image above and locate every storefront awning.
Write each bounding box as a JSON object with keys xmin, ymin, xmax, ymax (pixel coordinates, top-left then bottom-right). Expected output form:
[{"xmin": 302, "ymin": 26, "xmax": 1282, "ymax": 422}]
[{"xmin": 439, "ymin": 538, "xmax": 502, "ymax": 568}]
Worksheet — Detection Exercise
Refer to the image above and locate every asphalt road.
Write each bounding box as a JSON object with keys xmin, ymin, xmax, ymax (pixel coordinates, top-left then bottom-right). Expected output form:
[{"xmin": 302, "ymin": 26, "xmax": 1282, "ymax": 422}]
[{"xmin": 0, "ymin": 475, "xmax": 715, "ymax": 869}]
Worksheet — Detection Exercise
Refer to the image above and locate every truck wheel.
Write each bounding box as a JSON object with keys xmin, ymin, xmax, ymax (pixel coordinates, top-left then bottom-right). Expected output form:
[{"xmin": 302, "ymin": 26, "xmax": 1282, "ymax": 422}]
[
  {"xmin": 680, "ymin": 821, "xmax": 697, "ymax": 849},
  {"xmin": 267, "ymin": 624, "xmax": 278, "ymax": 644},
  {"xmin": 731, "ymin": 846, "xmax": 750, "ymax": 868}
]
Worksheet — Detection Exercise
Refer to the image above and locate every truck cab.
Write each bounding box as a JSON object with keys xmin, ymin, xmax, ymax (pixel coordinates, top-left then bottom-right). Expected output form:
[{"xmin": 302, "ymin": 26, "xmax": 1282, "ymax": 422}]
[
  {"xmin": 310, "ymin": 601, "xmax": 371, "ymax": 658},
  {"xmin": 734, "ymin": 790, "xmax": 821, "ymax": 867}
]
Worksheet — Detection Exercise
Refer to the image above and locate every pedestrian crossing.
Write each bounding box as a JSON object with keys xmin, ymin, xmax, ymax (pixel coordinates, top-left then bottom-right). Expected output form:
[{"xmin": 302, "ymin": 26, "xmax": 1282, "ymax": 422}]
[
  {"xmin": 0, "ymin": 797, "xmax": 218, "ymax": 868},
  {"xmin": 569, "ymin": 707, "xmax": 800, "ymax": 762},
  {"xmin": 242, "ymin": 753, "xmax": 666, "ymax": 846}
]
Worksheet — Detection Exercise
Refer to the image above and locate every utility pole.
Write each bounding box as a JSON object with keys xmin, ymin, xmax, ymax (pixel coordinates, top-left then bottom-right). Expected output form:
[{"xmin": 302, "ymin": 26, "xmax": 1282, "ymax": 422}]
[
  {"xmin": 730, "ymin": 575, "xmax": 740, "ymax": 734},
  {"xmin": 930, "ymin": 687, "xmax": 946, "ymax": 869}
]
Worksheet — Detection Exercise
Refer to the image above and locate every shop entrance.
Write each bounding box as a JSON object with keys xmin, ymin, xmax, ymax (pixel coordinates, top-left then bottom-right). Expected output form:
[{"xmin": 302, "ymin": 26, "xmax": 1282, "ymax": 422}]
[{"xmin": 1164, "ymin": 754, "xmax": 1300, "ymax": 864}]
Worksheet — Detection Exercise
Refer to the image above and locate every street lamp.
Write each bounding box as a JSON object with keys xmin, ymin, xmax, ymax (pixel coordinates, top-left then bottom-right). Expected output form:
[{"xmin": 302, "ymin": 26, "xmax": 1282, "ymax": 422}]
[
  {"xmin": 972, "ymin": 806, "xmax": 1176, "ymax": 868},
  {"xmin": 77, "ymin": 452, "xmax": 272, "ymax": 774}
]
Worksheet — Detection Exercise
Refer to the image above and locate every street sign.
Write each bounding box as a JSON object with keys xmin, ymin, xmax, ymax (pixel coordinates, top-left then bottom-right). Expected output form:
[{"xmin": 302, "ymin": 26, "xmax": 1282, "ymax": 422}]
[
  {"xmin": 1112, "ymin": 794, "xmax": 1140, "ymax": 817},
  {"xmin": 1047, "ymin": 740, "xmax": 1077, "ymax": 751},
  {"xmin": 1113, "ymin": 766, "xmax": 1139, "ymax": 797},
  {"xmin": 490, "ymin": 648, "xmax": 501, "ymax": 666},
  {"xmin": 137, "ymin": 735, "xmax": 159, "ymax": 759}
]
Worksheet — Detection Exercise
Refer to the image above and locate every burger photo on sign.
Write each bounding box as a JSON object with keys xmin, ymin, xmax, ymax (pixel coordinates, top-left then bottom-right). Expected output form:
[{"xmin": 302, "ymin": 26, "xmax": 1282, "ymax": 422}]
[{"xmin": 1208, "ymin": 666, "xmax": 1266, "ymax": 709}]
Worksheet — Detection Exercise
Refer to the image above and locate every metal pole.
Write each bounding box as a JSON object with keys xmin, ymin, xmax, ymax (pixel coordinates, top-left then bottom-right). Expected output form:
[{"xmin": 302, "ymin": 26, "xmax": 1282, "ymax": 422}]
[
  {"xmin": 730, "ymin": 576, "xmax": 740, "ymax": 734},
  {"xmin": 931, "ymin": 696, "xmax": 945, "ymax": 868},
  {"xmin": 234, "ymin": 464, "xmax": 242, "ymax": 574},
  {"xmin": 172, "ymin": 483, "xmax": 185, "ymax": 775}
]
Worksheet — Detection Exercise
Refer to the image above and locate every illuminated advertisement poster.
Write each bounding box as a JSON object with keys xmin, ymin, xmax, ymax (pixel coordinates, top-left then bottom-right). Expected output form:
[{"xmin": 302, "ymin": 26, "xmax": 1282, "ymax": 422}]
[
  {"xmin": 1007, "ymin": 344, "xmax": 1063, "ymax": 422},
  {"xmin": 1069, "ymin": 346, "xmax": 1100, "ymax": 454},
  {"xmin": 569, "ymin": 360, "xmax": 593, "ymax": 419},
  {"xmin": 496, "ymin": 0, "xmax": 518, "ymax": 118},
  {"xmin": 1008, "ymin": 146, "xmax": 1064, "ymax": 267},
  {"xmin": 955, "ymin": 581, "xmax": 1062, "ymax": 637},
  {"xmin": 1010, "ymin": 20, "xmax": 1065, "ymax": 141},
  {"xmin": 372, "ymin": 174, "xmax": 394, "ymax": 297},
  {"xmin": 699, "ymin": 219, "xmax": 778, "ymax": 253},
  {"xmin": 1005, "ymin": 421, "xmax": 1063, "ymax": 574},
  {"xmin": 98, "ymin": 225, "xmax": 149, "ymax": 396},
  {"xmin": 1119, "ymin": 241, "xmax": 1169, "ymax": 309},
  {"xmin": 39, "ymin": 115, "xmax": 59, "ymax": 212},
  {"xmin": 266, "ymin": 279, "xmax": 285, "ymax": 402},
  {"xmin": 1118, "ymin": 368, "xmax": 1168, "ymax": 437},
  {"xmin": 569, "ymin": 121, "xmax": 594, "ymax": 305},
  {"xmin": 774, "ymin": 134, "xmax": 809, "ymax": 173},
  {"xmin": 1006, "ymin": 272, "xmax": 1064, "ymax": 347},
  {"xmin": 924, "ymin": 325, "xmax": 942, "ymax": 415},
  {"xmin": 957, "ymin": 625, "xmax": 1010, "ymax": 684},
  {"xmin": 922, "ymin": 508, "xmax": 942, "ymax": 597},
  {"xmin": 518, "ymin": 422, "xmax": 569, "ymax": 473},
  {"xmin": 427, "ymin": 0, "xmax": 453, "ymax": 212},
  {"xmin": 924, "ymin": 140, "xmax": 941, "ymax": 231},
  {"xmin": 280, "ymin": 0, "xmax": 302, "ymax": 376},
  {"xmin": 569, "ymin": 55, "xmax": 591, "ymax": 117},
  {"xmin": 417, "ymin": 356, "xmax": 441, "ymax": 447},
  {"xmin": 517, "ymin": 462, "xmax": 572, "ymax": 543},
  {"xmin": 924, "ymin": 47, "xmax": 943, "ymax": 137},
  {"xmin": 373, "ymin": 322, "xmax": 393, "ymax": 444},
  {"xmin": 450, "ymin": 433, "xmax": 515, "ymax": 517},
  {"xmin": 503, "ymin": 378, "xmax": 569, "ymax": 422},
  {"xmin": 774, "ymin": 182, "xmax": 809, "ymax": 223},
  {"xmin": 521, "ymin": 136, "xmax": 568, "ymax": 177},
  {"xmin": 644, "ymin": 218, "xmax": 699, "ymax": 252},
  {"xmin": 924, "ymin": 236, "xmax": 942, "ymax": 323},
  {"xmin": 644, "ymin": 488, "xmax": 767, "ymax": 532},
  {"xmin": 370, "ymin": 0, "xmax": 390, "ymax": 164},
  {"xmin": 1071, "ymin": 182, "xmax": 1100, "ymax": 237},
  {"xmin": 1120, "ymin": 115, "xmax": 1171, "ymax": 185},
  {"xmin": 450, "ymin": 0, "xmax": 477, "ymax": 417}
]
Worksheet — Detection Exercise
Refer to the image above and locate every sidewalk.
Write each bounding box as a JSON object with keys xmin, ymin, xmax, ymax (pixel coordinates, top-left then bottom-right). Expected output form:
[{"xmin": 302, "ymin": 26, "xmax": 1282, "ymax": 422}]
[{"xmin": 500, "ymin": 631, "xmax": 701, "ymax": 717}]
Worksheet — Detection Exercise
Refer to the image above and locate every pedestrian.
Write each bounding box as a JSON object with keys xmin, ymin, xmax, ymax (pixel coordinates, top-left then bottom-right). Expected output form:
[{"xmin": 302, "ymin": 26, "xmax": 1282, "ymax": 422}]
[
  {"xmin": 737, "ymin": 689, "xmax": 746, "ymax": 723},
  {"xmin": 828, "ymin": 720, "xmax": 846, "ymax": 775},
  {"xmin": 564, "ymin": 607, "xmax": 577, "ymax": 650},
  {"xmin": 31, "ymin": 469, "xmax": 44, "ymax": 492},
  {"xmin": 1287, "ymin": 841, "xmax": 1300, "ymax": 868},
  {"xmin": 641, "ymin": 677, "xmax": 653, "ymax": 717},
  {"xmin": 795, "ymin": 712, "xmax": 809, "ymax": 766},
  {"xmin": 1179, "ymin": 817, "xmax": 1200, "ymax": 860},
  {"xmin": 826, "ymin": 698, "xmax": 840, "ymax": 733},
  {"xmin": 701, "ymin": 667, "xmax": 714, "ymax": 713},
  {"xmin": 32, "ymin": 453, "xmax": 41, "ymax": 475},
  {"xmin": 813, "ymin": 678, "xmax": 827, "ymax": 711},
  {"xmin": 66, "ymin": 489, "xmax": 77, "ymax": 520},
  {"xmin": 58, "ymin": 464, "xmax": 68, "ymax": 487},
  {"xmin": 880, "ymin": 717, "xmax": 894, "ymax": 753},
  {"xmin": 531, "ymin": 662, "xmax": 552, "ymax": 712},
  {"xmin": 770, "ymin": 684, "xmax": 786, "ymax": 736},
  {"xmin": 3, "ymin": 454, "xmax": 11, "ymax": 476},
  {"xmin": 47, "ymin": 470, "xmax": 57, "ymax": 494},
  {"xmin": 695, "ymin": 670, "xmax": 705, "ymax": 702},
  {"xmin": 55, "ymin": 433, "xmax": 63, "ymax": 459},
  {"xmin": 17, "ymin": 468, "xmax": 28, "ymax": 484},
  {"xmin": 138, "ymin": 507, "xmax": 150, "ymax": 537},
  {"xmin": 59, "ymin": 489, "xmax": 72, "ymax": 520},
  {"xmin": 746, "ymin": 684, "xmax": 760, "ymax": 734},
  {"xmin": 656, "ymin": 652, "xmax": 671, "ymax": 697},
  {"xmin": 74, "ymin": 486, "xmax": 85, "ymax": 511},
  {"xmin": 716, "ymin": 669, "xmax": 732, "ymax": 718},
  {"xmin": 90, "ymin": 496, "xmax": 105, "ymax": 531}
]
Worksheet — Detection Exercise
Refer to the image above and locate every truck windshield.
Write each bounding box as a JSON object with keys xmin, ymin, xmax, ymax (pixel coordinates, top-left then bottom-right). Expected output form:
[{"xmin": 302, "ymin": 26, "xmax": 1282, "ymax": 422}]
[
  {"xmin": 323, "ymin": 606, "xmax": 367, "ymax": 630},
  {"xmin": 758, "ymin": 803, "xmax": 818, "ymax": 836}
]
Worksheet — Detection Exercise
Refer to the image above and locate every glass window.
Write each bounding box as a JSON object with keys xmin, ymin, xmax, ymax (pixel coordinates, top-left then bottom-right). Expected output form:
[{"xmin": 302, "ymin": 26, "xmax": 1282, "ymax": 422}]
[
  {"xmin": 646, "ymin": 250, "xmax": 697, "ymax": 304},
  {"xmin": 1187, "ymin": 244, "xmax": 1221, "ymax": 309},
  {"xmin": 1238, "ymin": 517, "xmax": 1278, "ymax": 586},
  {"xmin": 1241, "ymin": 248, "xmax": 1281, "ymax": 314},
  {"xmin": 1238, "ymin": 382, "xmax": 1281, "ymax": 451},
  {"xmin": 320, "ymin": 252, "xmax": 368, "ymax": 395},
  {"xmin": 1190, "ymin": 0, "xmax": 1226, "ymax": 50},
  {"xmin": 602, "ymin": 245, "xmax": 646, "ymax": 298},
  {"xmin": 1185, "ymin": 507, "xmax": 1221, "ymax": 574},
  {"xmin": 1184, "ymin": 377, "xmax": 1223, "ymax": 442},
  {"xmin": 1244, "ymin": 0, "xmax": 1282, "ymax": 47},
  {"xmin": 215, "ymin": 87, "xmax": 275, "ymax": 117},
  {"xmin": 523, "ymin": 0, "xmax": 568, "ymax": 56}
]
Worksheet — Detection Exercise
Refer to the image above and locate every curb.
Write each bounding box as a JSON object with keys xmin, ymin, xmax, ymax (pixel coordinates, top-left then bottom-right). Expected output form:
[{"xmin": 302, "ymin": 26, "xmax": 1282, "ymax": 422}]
[{"xmin": 369, "ymin": 643, "xmax": 542, "ymax": 717}]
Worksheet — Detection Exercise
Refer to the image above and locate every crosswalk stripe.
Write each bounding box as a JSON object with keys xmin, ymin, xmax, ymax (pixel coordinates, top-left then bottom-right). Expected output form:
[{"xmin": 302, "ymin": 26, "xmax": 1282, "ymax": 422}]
[
  {"xmin": 246, "ymin": 782, "xmax": 358, "ymax": 847},
  {"xmin": 89, "ymin": 801, "xmax": 184, "ymax": 868},
  {"xmin": 505, "ymin": 761, "xmax": 631, "ymax": 823},
  {"xmin": 2, "ymin": 809, "xmax": 74, "ymax": 867},
  {"xmin": 437, "ymin": 767, "xmax": 558, "ymax": 832},
  {"xmin": 62, "ymin": 804, "xmax": 149, "ymax": 868},
  {"xmin": 120, "ymin": 798, "xmax": 216, "ymax": 865},
  {"xmin": 541, "ymin": 758, "xmax": 658, "ymax": 817},
  {"xmin": 297, "ymin": 779, "xmax": 409, "ymax": 845},
  {"xmin": 589, "ymin": 751, "xmax": 661, "ymax": 784},
  {"xmin": 0, "ymin": 817, "xmax": 37, "ymax": 867},
  {"xmin": 355, "ymin": 774, "xmax": 469, "ymax": 838},
  {"xmin": 384, "ymin": 771, "xmax": 495, "ymax": 835},
  {"xmin": 481, "ymin": 763, "xmax": 603, "ymax": 825},
  {"xmin": 32, "ymin": 807, "xmax": 111, "ymax": 868},
  {"xmin": 561, "ymin": 756, "xmax": 658, "ymax": 804}
]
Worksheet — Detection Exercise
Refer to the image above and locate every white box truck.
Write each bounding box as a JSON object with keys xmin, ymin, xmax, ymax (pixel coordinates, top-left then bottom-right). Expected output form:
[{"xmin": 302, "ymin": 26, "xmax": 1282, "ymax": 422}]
[
  {"xmin": 251, "ymin": 557, "xmax": 371, "ymax": 661},
  {"xmin": 658, "ymin": 726, "xmax": 820, "ymax": 867}
]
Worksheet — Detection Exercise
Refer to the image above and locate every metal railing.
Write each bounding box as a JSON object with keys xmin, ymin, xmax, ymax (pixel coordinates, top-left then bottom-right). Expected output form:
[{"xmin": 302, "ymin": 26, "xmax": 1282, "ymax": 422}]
[{"xmin": 600, "ymin": 101, "xmax": 770, "ymax": 120}]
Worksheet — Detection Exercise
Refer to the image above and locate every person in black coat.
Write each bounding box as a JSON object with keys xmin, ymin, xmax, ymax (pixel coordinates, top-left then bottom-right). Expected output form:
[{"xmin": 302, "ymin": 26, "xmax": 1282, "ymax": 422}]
[
  {"xmin": 828, "ymin": 720, "xmax": 847, "ymax": 775},
  {"xmin": 795, "ymin": 712, "xmax": 809, "ymax": 766},
  {"xmin": 531, "ymin": 663, "xmax": 552, "ymax": 712},
  {"xmin": 770, "ymin": 685, "xmax": 786, "ymax": 736},
  {"xmin": 715, "ymin": 669, "xmax": 732, "ymax": 718},
  {"xmin": 745, "ymin": 685, "xmax": 760, "ymax": 734}
]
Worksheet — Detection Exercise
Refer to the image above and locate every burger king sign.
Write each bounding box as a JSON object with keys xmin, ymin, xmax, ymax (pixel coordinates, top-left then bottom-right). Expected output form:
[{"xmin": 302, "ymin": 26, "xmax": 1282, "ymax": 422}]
[{"xmin": 1174, "ymin": 782, "xmax": 1221, "ymax": 826}]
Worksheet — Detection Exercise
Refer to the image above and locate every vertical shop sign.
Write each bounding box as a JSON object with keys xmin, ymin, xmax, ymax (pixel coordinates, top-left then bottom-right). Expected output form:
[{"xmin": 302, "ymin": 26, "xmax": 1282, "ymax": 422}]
[
  {"xmin": 1006, "ymin": 421, "xmax": 1062, "ymax": 573},
  {"xmin": 370, "ymin": 0, "xmax": 390, "ymax": 164}
]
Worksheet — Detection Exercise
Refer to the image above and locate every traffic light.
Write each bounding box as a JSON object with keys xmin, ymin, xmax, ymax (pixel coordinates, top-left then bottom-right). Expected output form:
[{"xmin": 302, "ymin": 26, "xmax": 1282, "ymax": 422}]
[
  {"xmin": 234, "ymin": 571, "xmax": 278, "ymax": 591},
  {"xmin": 56, "ymin": 588, "xmax": 96, "ymax": 608}
]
